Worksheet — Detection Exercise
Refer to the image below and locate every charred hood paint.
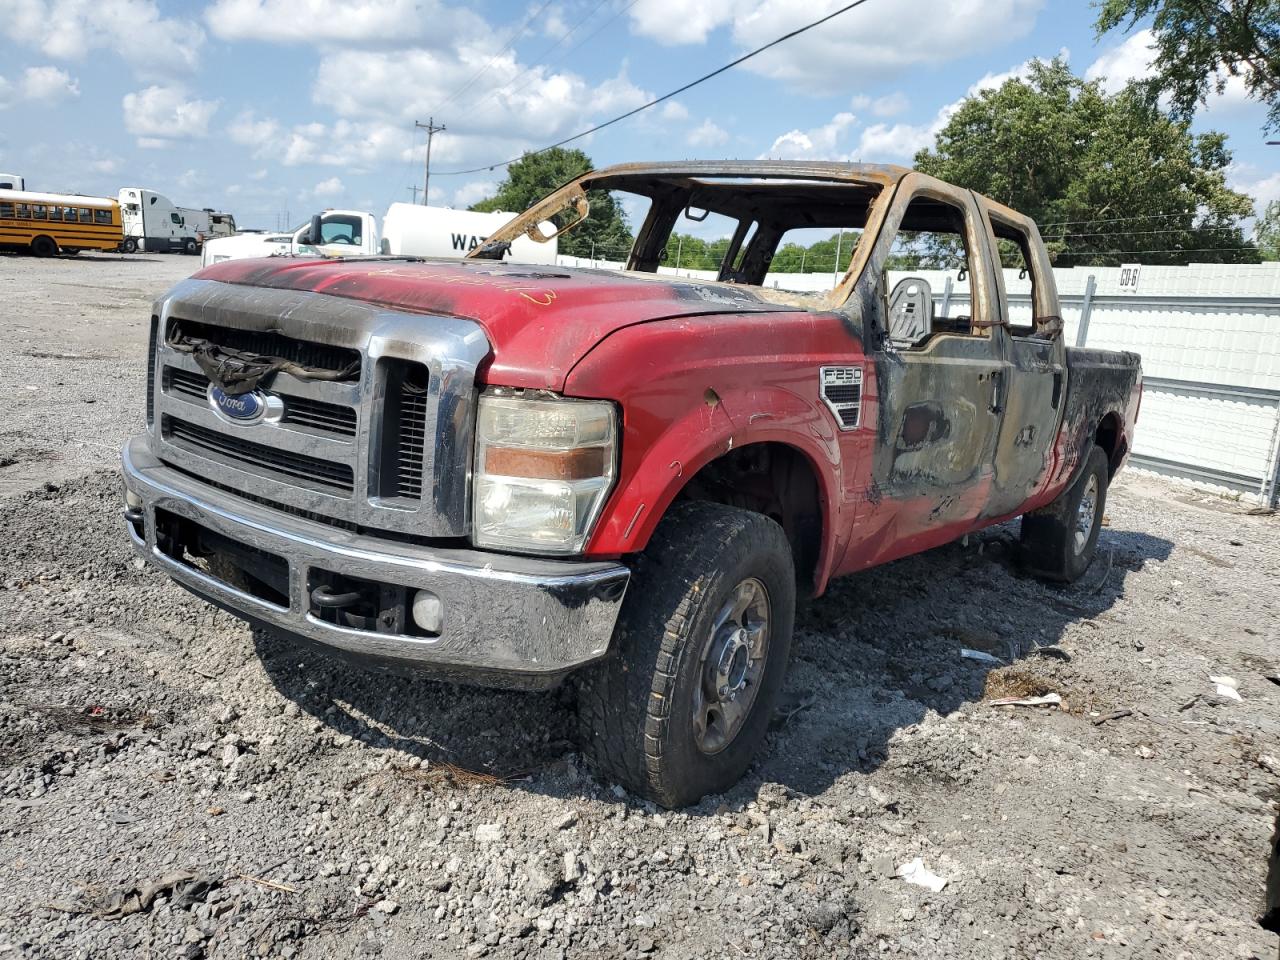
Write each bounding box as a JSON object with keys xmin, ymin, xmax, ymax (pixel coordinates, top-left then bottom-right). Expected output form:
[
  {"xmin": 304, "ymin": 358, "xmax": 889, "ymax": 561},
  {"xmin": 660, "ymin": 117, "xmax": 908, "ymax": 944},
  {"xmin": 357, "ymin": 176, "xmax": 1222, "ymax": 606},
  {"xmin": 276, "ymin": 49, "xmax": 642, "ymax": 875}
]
[{"xmin": 195, "ymin": 257, "xmax": 797, "ymax": 390}]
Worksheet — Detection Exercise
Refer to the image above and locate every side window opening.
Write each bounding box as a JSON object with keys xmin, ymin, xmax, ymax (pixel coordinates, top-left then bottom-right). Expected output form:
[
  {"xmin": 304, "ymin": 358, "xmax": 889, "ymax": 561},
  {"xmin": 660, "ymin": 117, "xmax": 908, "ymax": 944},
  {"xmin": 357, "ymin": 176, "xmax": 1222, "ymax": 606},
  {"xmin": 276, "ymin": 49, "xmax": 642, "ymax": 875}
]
[
  {"xmin": 990, "ymin": 221, "xmax": 1041, "ymax": 336},
  {"xmin": 94, "ymin": 209, "xmax": 112, "ymax": 224},
  {"xmin": 883, "ymin": 195, "xmax": 978, "ymax": 349}
]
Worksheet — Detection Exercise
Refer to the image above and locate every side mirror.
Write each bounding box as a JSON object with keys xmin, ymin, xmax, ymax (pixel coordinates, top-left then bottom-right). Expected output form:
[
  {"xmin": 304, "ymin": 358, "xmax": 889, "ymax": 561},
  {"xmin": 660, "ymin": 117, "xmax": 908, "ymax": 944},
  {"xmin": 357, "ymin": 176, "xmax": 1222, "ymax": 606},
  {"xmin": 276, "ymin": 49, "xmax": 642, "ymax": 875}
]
[{"xmin": 301, "ymin": 213, "xmax": 323, "ymax": 245}]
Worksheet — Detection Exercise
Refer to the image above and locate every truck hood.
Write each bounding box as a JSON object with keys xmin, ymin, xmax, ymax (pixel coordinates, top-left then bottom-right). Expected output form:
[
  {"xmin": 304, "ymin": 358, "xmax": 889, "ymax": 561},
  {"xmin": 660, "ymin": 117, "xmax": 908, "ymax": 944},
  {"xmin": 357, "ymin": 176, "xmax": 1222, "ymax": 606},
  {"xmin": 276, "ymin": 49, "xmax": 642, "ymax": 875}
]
[{"xmin": 194, "ymin": 256, "xmax": 794, "ymax": 390}]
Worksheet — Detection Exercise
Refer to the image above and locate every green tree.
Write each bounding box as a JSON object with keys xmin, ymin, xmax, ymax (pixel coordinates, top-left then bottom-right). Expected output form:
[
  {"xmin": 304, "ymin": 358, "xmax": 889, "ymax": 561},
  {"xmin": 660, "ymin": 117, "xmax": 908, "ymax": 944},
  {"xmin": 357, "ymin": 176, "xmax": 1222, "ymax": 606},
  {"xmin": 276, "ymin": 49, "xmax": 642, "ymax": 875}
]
[
  {"xmin": 1095, "ymin": 0, "xmax": 1280, "ymax": 134},
  {"xmin": 914, "ymin": 58, "xmax": 1257, "ymax": 266},
  {"xmin": 469, "ymin": 147, "xmax": 633, "ymax": 258},
  {"xmin": 1258, "ymin": 200, "xmax": 1280, "ymax": 259}
]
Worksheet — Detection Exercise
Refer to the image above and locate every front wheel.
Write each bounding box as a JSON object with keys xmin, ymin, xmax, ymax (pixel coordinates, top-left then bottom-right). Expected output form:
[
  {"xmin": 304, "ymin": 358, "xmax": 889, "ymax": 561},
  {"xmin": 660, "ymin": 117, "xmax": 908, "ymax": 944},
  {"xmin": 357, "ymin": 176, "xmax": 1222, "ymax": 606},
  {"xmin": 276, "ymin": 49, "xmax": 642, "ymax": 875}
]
[
  {"xmin": 122, "ymin": 238, "xmax": 138, "ymax": 254},
  {"xmin": 1021, "ymin": 444, "xmax": 1110, "ymax": 582},
  {"xmin": 576, "ymin": 502, "xmax": 796, "ymax": 808},
  {"xmin": 183, "ymin": 238, "xmax": 198, "ymax": 255},
  {"xmin": 30, "ymin": 236, "xmax": 57, "ymax": 257}
]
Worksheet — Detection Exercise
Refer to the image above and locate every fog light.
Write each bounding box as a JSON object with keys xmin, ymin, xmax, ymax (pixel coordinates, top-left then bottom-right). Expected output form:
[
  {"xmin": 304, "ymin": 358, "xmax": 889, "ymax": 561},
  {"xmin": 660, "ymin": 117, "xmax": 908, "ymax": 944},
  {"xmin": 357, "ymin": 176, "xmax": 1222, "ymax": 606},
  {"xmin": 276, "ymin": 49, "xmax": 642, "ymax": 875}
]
[
  {"xmin": 124, "ymin": 487, "xmax": 143, "ymax": 510},
  {"xmin": 412, "ymin": 590, "xmax": 443, "ymax": 634}
]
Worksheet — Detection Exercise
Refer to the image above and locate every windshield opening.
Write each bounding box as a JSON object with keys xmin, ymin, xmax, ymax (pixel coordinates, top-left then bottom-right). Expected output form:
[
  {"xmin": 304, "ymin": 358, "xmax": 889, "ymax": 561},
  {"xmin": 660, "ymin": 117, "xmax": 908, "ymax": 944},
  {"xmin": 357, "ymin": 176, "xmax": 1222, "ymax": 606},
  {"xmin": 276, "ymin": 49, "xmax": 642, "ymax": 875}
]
[{"xmin": 469, "ymin": 169, "xmax": 887, "ymax": 298}]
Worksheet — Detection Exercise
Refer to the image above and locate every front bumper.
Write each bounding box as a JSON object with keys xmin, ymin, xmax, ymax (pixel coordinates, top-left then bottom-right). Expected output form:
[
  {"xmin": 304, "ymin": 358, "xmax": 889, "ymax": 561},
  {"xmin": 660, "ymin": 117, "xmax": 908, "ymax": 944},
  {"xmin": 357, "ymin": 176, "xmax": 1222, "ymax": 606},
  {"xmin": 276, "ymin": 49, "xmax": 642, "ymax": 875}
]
[{"xmin": 121, "ymin": 436, "xmax": 630, "ymax": 688}]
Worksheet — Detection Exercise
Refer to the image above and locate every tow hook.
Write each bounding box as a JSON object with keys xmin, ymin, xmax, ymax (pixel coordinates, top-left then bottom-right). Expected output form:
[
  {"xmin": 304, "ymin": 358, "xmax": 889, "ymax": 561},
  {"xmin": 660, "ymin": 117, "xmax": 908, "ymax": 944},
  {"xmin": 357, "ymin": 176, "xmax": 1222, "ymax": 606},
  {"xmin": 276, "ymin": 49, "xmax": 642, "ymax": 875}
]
[{"xmin": 310, "ymin": 585, "xmax": 362, "ymax": 609}]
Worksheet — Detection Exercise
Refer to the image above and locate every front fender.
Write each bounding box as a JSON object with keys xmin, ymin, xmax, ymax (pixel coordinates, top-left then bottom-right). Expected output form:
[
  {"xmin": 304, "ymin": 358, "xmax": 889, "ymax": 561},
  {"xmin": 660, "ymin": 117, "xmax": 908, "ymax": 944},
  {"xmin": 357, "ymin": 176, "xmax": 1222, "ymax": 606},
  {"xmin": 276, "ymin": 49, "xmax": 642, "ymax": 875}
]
[{"xmin": 585, "ymin": 383, "xmax": 847, "ymax": 594}]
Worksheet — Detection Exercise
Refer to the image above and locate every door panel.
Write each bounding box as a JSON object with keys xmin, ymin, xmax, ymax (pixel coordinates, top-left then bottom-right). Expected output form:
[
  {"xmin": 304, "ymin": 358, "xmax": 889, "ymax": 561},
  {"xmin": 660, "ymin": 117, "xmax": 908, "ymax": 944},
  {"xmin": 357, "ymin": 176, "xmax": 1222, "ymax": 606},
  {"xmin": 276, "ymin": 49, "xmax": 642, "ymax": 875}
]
[
  {"xmin": 989, "ymin": 335, "xmax": 1064, "ymax": 515},
  {"xmin": 843, "ymin": 178, "xmax": 1008, "ymax": 571}
]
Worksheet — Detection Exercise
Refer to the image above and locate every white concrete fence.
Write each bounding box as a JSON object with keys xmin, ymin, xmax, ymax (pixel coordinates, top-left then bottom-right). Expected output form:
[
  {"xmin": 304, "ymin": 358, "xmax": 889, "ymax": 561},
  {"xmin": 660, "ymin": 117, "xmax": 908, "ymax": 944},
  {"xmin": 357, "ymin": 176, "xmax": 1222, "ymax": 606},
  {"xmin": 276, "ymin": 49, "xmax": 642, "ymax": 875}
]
[{"xmin": 557, "ymin": 255, "xmax": 1280, "ymax": 506}]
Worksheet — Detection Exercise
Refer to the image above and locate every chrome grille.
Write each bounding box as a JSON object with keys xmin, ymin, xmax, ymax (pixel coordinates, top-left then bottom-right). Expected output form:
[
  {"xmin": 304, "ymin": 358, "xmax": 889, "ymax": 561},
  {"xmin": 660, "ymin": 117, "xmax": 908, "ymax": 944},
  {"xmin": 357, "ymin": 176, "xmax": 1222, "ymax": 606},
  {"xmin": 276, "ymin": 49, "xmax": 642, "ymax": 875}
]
[
  {"xmin": 150, "ymin": 279, "xmax": 489, "ymax": 538},
  {"xmin": 163, "ymin": 367, "xmax": 357, "ymax": 438},
  {"xmin": 167, "ymin": 316, "xmax": 360, "ymax": 376},
  {"xmin": 163, "ymin": 416, "xmax": 355, "ymax": 494}
]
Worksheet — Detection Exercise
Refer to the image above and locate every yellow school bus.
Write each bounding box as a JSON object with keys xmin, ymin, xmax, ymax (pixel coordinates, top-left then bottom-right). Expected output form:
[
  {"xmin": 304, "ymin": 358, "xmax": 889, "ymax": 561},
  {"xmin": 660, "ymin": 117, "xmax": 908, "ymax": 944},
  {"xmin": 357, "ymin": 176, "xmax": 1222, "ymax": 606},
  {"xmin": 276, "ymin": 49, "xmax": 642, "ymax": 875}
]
[{"xmin": 0, "ymin": 189, "xmax": 124, "ymax": 256}]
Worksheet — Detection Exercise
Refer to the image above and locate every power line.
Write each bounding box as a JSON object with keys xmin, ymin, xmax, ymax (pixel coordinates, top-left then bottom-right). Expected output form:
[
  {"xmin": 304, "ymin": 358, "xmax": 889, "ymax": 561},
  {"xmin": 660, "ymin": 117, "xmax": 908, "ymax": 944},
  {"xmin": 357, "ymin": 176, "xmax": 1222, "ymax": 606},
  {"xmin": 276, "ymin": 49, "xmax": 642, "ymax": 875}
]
[
  {"xmin": 464, "ymin": 0, "xmax": 618, "ymax": 114},
  {"xmin": 1040, "ymin": 211, "xmax": 1202, "ymax": 228},
  {"xmin": 1048, "ymin": 224, "xmax": 1249, "ymax": 240},
  {"xmin": 434, "ymin": 0, "xmax": 876, "ymax": 176},
  {"xmin": 431, "ymin": 0, "xmax": 556, "ymax": 115}
]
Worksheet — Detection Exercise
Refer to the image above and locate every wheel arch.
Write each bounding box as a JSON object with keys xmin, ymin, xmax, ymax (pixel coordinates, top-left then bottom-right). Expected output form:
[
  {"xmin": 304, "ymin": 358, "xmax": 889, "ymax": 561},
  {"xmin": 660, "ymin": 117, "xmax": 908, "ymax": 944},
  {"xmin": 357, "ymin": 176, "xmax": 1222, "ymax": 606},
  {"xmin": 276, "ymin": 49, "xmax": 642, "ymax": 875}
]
[
  {"xmin": 589, "ymin": 409, "xmax": 841, "ymax": 597},
  {"xmin": 1094, "ymin": 410, "xmax": 1126, "ymax": 477}
]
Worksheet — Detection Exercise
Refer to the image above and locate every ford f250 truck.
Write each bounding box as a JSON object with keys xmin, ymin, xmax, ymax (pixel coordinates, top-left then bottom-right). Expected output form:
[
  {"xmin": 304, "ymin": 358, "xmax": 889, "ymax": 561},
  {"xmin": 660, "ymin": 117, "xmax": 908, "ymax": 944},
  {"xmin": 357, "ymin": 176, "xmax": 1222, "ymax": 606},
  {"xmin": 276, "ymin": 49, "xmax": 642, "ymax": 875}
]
[{"xmin": 121, "ymin": 161, "xmax": 1141, "ymax": 807}]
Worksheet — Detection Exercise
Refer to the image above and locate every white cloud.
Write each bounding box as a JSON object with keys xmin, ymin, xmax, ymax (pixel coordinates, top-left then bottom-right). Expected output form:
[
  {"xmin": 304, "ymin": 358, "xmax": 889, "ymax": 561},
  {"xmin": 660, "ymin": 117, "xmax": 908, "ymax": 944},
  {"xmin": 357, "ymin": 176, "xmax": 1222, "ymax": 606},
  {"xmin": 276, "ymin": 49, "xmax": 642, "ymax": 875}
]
[
  {"xmin": 630, "ymin": 0, "xmax": 1044, "ymax": 91},
  {"xmin": 249, "ymin": 168, "xmax": 268, "ymax": 180},
  {"xmin": 629, "ymin": 0, "xmax": 737, "ymax": 45},
  {"xmin": 1085, "ymin": 29, "xmax": 1155, "ymax": 94},
  {"xmin": 761, "ymin": 111, "xmax": 857, "ymax": 160},
  {"xmin": 311, "ymin": 176, "xmax": 344, "ymax": 198},
  {"xmin": 0, "ymin": 75, "xmax": 12, "ymax": 110},
  {"xmin": 542, "ymin": 5, "xmax": 570, "ymax": 39},
  {"xmin": 122, "ymin": 85, "xmax": 220, "ymax": 146},
  {"xmin": 660, "ymin": 101, "xmax": 689, "ymax": 122},
  {"xmin": 1, "ymin": 0, "xmax": 204, "ymax": 76},
  {"xmin": 1230, "ymin": 166, "xmax": 1280, "ymax": 223},
  {"xmin": 447, "ymin": 180, "xmax": 497, "ymax": 209},
  {"xmin": 307, "ymin": 49, "xmax": 655, "ymax": 172},
  {"xmin": 88, "ymin": 155, "xmax": 121, "ymax": 174},
  {"xmin": 20, "ymin": 65, "xmax": 78, "ymax": 102},
  {"xmin": 853, "ymin": 91, "xmax": 910, "ymax": 117},
  {"xmin": 687, "ymin": 119, "xmax": 729, "ymax": 148},
  {"xmin": 853, "ymin": 54, "xmax": 1061, "ymax": 161},
  {"xmin": 204, "ymin": 0, "xmax": 484, "ymax": 47},
  {"xmin": 227, "ymin": 110, "xmax": 281, "ymax": 155}
]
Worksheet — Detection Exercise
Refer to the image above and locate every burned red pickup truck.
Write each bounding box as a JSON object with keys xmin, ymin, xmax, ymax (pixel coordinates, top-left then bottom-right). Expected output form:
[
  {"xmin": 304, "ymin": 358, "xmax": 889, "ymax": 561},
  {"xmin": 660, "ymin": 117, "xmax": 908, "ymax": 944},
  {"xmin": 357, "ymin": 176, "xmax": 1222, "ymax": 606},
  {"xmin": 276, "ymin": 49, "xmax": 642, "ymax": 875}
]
[{"xmin": 122, "ymin": 162, "xmax": 1141, "ymax": 806}]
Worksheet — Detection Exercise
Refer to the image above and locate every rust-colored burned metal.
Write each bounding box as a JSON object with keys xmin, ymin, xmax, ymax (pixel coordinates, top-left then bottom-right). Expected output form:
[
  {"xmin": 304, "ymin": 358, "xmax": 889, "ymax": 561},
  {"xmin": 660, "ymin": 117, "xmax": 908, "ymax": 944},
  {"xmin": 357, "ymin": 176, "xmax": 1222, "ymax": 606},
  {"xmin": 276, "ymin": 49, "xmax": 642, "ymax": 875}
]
[{"xmin": 470, "ymin": 160, "xmax": 910, "ymax": 312}]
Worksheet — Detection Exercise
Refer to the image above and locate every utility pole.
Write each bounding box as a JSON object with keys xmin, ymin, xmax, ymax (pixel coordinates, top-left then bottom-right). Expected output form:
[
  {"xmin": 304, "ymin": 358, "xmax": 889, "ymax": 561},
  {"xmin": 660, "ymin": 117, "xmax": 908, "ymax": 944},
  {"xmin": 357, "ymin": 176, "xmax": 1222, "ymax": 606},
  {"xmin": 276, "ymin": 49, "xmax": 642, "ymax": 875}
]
[
  {"xmin": 833, "ymin": 229, "xmax": 843, "ymax": 286},
  {"xmin": 676, "ymin": 235, "xmax": 684, "ymax": 270},
  {"xmin": 407, "ymin": 185, "xmax": 420, "ymax": 204},
  {"xmin": 415, "ymin": 118, "xmax": 446, "ymax": 206}
]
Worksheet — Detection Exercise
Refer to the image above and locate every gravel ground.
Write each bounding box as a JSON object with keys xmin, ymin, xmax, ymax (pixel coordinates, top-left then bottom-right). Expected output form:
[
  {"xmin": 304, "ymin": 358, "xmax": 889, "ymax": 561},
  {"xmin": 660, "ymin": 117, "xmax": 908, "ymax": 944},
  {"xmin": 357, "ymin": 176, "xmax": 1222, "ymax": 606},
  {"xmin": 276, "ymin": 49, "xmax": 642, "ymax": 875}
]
[{"xmin": 1, "ymin": 253, "xmax": 1278, "ymax": 960}]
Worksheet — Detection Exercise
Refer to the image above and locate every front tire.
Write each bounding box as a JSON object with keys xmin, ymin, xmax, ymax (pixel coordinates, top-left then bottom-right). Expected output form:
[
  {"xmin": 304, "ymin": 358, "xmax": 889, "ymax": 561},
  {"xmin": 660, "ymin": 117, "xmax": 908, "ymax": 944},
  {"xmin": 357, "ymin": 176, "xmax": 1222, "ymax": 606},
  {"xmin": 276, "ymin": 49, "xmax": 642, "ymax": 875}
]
[
  {"xmin": 31, "ymin": 236, "xmax": 57, "ymax": 257},
  {"xmin": 576, "ymin": 502, "xmax": 796, "ymax": 808},
  {"xmin": 122, "ymin": 238, "xmax": 138, "ymax": 254},
  {"xmin": 183, "ymin": 238, "xmax": 198, "ymax": 255},
  {"xmin": 1021, "ymin": 445, "xmax": 1110, "ymax": 582}
]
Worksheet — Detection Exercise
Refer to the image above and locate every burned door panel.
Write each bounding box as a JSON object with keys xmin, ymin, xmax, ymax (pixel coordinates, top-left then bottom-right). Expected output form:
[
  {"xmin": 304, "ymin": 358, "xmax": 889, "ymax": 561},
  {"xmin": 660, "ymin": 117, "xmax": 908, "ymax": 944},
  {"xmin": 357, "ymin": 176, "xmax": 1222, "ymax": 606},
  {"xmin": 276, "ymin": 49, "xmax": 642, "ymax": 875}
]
[
  {"xmin": 988, "ymin": 335, "xmax": 1066, "ymax": 515},
  {"xmin": 879, "ymin": 344, "xmax": 1003, "ymax": 501}
]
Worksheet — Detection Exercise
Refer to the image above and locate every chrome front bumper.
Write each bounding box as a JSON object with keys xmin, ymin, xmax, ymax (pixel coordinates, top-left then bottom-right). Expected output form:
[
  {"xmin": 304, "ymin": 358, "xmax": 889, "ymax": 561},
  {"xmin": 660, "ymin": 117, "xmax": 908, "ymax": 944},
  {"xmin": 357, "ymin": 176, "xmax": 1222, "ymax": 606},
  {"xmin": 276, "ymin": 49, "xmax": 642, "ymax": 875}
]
[{"xmin": 121, "ymin": 436, "xmax": 630, "ymax": 688}]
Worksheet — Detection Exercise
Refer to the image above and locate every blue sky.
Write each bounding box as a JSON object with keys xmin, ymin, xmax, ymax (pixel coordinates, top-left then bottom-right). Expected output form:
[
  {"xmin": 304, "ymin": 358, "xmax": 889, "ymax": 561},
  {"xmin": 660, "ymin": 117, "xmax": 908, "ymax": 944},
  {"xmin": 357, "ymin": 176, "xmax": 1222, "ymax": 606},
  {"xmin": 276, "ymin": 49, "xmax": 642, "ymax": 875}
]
[{"xmin": 0, "ymin": 0, "xmax": 1275, "ymax": 234}]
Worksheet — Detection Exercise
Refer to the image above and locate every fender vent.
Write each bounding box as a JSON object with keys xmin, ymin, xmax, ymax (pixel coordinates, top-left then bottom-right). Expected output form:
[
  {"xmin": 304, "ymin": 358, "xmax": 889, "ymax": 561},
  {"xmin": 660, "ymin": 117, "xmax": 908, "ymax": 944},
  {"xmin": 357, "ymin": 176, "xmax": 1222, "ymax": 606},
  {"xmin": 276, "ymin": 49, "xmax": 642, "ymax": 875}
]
[{"xmin": 820, "ymin": 366, "xmax": 862, "ymax": 430}]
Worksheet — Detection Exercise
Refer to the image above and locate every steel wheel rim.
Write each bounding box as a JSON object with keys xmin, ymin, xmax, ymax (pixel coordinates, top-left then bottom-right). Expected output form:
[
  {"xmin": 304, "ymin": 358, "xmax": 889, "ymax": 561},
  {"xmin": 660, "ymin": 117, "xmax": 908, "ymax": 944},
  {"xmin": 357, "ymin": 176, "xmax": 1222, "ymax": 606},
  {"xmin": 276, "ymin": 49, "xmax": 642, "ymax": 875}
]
[
  {"xmin": 1074, "ymin": 474, "xmax": 1099, "ymax": 554},
  {"xmin": 692, "ymin": 577, "xmax": 771, "ymax": 755}
]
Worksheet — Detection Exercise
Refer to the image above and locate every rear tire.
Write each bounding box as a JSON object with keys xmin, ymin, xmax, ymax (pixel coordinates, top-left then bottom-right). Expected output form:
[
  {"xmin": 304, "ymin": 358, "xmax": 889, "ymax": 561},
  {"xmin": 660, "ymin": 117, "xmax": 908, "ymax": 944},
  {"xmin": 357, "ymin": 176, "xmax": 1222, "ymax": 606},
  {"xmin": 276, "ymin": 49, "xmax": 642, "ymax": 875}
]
[
  {"xmin": 31, "ymin": 236, "xmax": 57, "ymax": 257},
  {"xmin": 576, "ymin": 502, "xmax": 796, "ymax": 808},
  {"xmin": 1021, "ymin": 445, "xmax": 1109, "ymax": 583}
]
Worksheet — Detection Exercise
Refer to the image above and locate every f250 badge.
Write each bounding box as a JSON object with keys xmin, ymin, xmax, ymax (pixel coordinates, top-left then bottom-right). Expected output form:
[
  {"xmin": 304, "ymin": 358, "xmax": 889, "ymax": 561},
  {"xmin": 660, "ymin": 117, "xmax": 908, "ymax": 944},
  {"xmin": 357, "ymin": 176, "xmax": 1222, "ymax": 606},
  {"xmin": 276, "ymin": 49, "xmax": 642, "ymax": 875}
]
[{"xmin": 209, "ymin": 385, "xmax": 266, "ymax": 423}]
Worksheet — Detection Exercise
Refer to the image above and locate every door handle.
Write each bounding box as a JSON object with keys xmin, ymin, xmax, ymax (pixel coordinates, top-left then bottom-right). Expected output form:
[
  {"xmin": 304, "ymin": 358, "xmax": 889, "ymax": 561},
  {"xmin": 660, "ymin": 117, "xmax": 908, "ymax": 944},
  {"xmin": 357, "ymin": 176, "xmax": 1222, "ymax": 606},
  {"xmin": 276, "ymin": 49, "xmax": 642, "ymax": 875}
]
[{"xmin": 989, "ymin": 370, "xmax": 1003, "ymax": 414}]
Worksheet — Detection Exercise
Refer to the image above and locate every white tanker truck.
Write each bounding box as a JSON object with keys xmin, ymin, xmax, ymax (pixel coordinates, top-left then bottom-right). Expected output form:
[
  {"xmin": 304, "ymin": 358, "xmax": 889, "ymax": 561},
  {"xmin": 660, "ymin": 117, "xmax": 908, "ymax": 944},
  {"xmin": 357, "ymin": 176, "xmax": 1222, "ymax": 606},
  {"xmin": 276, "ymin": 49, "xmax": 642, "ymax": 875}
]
[{"xmin": 201, "ymin": 204, "xmax": 557, "ymax": 267}]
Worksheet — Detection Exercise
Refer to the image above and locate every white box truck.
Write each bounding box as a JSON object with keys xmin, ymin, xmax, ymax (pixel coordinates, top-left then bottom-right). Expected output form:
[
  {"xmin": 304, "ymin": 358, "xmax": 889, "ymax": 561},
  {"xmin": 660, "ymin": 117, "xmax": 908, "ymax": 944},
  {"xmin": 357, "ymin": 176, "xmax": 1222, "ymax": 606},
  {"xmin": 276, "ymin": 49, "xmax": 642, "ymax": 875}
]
[
  {"xmin": 119, "ymin": 188, "xmax": 228, "ymax": 255},
  {"xmin": 0, "ymin": 174, "xmax": 25, "ymax": 191},
  {"xmin": 200, "ymin": 204, "xmax": 557, "ymax": 267},
  {"xmin": 179, "ymin": 207, "xmax": 238, "ymax": 246}
]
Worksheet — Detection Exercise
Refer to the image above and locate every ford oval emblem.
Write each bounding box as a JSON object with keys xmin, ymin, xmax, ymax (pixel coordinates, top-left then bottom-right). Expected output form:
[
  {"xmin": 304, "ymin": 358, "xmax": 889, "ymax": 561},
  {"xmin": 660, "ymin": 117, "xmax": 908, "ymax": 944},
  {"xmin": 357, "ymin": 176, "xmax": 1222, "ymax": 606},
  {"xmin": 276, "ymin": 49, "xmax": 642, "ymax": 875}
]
[{"xmin": 209, "ymin": 385, "xmax": 266, "ymax": 422}]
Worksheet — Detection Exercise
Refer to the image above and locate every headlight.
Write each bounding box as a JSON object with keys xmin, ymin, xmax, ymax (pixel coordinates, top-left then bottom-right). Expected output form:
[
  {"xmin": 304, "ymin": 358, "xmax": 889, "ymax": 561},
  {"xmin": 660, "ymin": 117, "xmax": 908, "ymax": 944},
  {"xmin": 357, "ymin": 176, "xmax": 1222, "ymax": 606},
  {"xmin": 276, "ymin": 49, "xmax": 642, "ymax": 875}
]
[{"xmin": 473, "ymin": 393, "xmax": 617, "ymax": 555}]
